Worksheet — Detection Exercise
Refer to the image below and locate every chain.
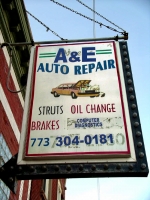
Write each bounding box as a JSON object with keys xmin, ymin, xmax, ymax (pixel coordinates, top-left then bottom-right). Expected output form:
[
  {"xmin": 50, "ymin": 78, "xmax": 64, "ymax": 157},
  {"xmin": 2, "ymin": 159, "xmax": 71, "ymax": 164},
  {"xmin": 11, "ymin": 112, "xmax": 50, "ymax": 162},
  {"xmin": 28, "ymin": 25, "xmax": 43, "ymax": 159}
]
[
  {"xmin": 26, "ymin": 10, "xmax": 65, "ymax": 40},
  {"xmin": 77, "ymin": 0, "xmax": 126, "ymax": 32},
  {"xmin": 50, "ymin": 0, "xmax": 125, "ymax": 35}
]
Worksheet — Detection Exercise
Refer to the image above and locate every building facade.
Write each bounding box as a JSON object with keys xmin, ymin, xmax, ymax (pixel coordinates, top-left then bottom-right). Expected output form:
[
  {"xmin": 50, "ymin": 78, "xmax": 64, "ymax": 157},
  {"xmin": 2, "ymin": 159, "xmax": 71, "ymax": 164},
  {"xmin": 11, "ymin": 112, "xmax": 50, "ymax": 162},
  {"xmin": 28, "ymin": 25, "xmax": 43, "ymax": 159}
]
[{"xmin": 0, "ymin": 0, "xmax": 66, "ymax": 199}]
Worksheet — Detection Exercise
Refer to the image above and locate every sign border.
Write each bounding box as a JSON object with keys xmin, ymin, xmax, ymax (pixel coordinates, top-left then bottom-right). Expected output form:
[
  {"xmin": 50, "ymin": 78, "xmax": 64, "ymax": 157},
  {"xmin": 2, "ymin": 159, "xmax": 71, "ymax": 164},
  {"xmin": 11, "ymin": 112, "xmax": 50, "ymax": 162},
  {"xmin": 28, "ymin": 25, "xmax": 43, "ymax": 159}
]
[{"xmin": 25, "ymin": 41, "xmax": 130, "ymax": 158}]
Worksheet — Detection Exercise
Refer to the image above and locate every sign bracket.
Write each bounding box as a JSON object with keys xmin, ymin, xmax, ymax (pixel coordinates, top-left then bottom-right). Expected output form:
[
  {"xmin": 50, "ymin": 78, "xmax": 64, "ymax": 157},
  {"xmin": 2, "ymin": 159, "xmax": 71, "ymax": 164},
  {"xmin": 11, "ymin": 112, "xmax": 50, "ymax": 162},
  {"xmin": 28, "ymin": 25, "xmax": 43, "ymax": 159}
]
[
  {"xmin": 0, "ymin": 152, "xmax": 148, "ymax": 194},
  {"xmin": 0, "ymin": 34, "xmax": 128, "ymax": 48}
]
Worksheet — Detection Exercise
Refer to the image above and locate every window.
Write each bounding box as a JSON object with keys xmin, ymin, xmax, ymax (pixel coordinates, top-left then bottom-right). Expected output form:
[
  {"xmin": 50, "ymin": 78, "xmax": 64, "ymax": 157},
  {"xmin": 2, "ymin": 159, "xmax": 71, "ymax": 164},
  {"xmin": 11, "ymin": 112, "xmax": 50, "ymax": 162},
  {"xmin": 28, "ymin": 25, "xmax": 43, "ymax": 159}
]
[
  {"xmin": 58, "ymin": 85, "xmax": 63, "ymax": 89},
  {"xmin": 0, "ymin": 134, "xmax": 12, "ymax": 199}
]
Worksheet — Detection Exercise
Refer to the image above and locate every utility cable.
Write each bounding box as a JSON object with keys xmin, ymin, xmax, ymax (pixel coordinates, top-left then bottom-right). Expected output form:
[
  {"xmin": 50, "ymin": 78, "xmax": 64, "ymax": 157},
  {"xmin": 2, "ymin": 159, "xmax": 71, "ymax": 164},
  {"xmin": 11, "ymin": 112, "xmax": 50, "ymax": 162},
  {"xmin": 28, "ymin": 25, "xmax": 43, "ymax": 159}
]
[
  {"xmin": 50, "ymin": 0, "xmax": 125, "ymax": 35},
  {"xmin": 26, "ymin": 10, "xmax": 65, "ymax": 40},
  {"xmin": 77, "ymin": 0, "xmax": 126, "ymax": 32},
  {"xmin": 93, "ymin": 0, "xmax": 96, "ymax": 38}
]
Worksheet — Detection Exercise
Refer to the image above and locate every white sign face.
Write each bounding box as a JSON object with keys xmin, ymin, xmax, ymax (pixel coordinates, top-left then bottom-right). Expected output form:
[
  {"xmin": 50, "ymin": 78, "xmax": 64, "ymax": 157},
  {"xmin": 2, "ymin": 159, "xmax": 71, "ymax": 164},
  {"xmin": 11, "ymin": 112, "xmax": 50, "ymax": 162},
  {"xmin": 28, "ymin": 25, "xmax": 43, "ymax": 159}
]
[{"xmin": 20, "ymin": 41, "xmax": 135, "ymax": 162}]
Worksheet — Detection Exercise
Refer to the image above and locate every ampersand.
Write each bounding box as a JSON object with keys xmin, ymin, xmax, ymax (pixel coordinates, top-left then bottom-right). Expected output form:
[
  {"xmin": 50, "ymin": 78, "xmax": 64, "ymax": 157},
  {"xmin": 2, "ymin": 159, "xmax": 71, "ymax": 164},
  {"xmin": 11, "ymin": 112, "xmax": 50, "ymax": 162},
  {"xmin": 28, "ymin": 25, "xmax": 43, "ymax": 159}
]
[{"xmin": 69, "ymin": 51, "xmax": 80, "ymax": 62}]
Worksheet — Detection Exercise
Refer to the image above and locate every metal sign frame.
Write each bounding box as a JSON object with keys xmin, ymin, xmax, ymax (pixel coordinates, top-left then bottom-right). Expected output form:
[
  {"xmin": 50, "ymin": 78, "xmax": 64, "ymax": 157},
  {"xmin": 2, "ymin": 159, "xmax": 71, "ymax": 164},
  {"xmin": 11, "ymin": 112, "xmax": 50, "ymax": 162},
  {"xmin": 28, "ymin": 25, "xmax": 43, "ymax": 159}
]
[{"xmin": 15, "ymin": 40, "xmax": 148, "ymax": 178}]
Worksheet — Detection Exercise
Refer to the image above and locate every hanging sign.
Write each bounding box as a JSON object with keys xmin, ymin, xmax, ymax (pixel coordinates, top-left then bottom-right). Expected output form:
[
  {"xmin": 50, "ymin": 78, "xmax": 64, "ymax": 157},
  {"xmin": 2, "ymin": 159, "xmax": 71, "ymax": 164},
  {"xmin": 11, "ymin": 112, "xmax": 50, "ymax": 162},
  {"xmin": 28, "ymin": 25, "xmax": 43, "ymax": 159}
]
[{"xmin": 18, "ymin": 41, "xmax": 136, "ymax": 164}]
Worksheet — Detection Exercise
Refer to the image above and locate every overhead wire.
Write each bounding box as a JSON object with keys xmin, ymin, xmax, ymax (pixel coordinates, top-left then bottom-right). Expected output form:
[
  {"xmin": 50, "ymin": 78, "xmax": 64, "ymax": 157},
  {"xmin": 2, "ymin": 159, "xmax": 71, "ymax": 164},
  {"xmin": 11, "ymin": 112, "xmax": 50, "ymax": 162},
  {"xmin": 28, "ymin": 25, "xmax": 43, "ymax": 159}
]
[
  {"xmin": 76, "ymin": 0, "xmax": 126, "ymax": 33},
  {"xmin": 26, "ymin": 10, "xmax": 65, "ymax": 40},
  {"xmin": 2, "ymin": 2, "xmax": 128, "ymax": 94},
  {"xmin": 49, "ymin": 0, "xmax": 126, "ymax": 35}
]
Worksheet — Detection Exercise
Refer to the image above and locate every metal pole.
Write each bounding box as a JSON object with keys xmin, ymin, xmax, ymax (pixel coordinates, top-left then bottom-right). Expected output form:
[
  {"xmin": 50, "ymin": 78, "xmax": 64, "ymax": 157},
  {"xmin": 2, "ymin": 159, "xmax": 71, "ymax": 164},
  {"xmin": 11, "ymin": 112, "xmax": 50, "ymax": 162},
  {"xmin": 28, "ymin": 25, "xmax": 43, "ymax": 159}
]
[
  {"xmin": 93, "ymin": 0, "xmax": 96, "ymax": 38},
  {"xmin": 97, "ymin": 178, "xmax": 100, "ymax": 200},
  {"xmin": 0, "ymin": 35, "xmax": 128, "ymax": 48}
]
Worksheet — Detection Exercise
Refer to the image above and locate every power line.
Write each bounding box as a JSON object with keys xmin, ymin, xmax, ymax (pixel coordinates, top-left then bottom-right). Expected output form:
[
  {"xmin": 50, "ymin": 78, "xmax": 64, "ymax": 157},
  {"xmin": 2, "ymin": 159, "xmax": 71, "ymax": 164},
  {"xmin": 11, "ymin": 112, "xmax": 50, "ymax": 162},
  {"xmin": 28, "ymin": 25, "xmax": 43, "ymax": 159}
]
[
  {"xmin": 77, "ymin": 0, "xmax": 126, "ymax": 32},
  {"xmin": 50, "ymin": 0, "xmax": 126, "ymax": 35},
  {"xmin": 26, "ymin": 10, "xmax": 65, "ymax": 40}
]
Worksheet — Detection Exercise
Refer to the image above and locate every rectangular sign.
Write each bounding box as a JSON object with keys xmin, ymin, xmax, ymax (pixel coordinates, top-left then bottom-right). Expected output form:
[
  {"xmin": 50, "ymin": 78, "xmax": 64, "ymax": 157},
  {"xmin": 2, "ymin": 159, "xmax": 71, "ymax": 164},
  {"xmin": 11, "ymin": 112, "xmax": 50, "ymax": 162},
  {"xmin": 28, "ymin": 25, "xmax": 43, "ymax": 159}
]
[
  {"xmin": 29, "ymin": 41, "xmax": 131, "ymax": 158},
  {"xmin": 16, "ymin": 40, "xmax": 148, "ymax": 178},
  {"xmin": 18, "ymin": 41, "xmax": 137, "ymax": 163}
]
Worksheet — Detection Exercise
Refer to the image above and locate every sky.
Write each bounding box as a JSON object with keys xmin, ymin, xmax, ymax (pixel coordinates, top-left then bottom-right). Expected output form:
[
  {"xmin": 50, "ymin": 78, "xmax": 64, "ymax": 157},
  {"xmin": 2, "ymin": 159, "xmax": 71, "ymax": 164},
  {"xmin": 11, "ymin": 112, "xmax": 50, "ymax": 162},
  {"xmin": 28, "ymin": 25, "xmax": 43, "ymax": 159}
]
[{"xmin": 24, "ymin": 0, "xmax": 150, "ymax": 199}]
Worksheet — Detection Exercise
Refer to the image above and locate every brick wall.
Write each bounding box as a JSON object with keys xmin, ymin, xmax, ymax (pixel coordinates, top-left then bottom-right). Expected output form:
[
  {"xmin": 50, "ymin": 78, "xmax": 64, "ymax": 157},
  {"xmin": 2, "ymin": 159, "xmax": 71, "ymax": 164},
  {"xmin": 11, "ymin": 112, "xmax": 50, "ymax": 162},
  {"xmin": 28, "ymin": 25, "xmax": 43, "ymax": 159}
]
[
  {"xmin": 8, "ymin": 181, "xmax": 21, "ymax": 200},
  {"xmin": 0, "ymin": 102, "xmax": 18, "ymax": 156},
  {"xmin": 0, "ymin": 49, "xmax": 23, "ymax": 132},
  {"xmin": 50, "ymin": 179, "xmax": 66, "ymax": 200},
  {"xmin": 51, "ymin": 180, "xmax": 58, "ymax": 200},
  {"xmin": 22, "ymin": 180, "xmax": 30, "ymax": 200},
  {"xmin": 0, "ymin": 48, "xmax": 30, "ymax": 199},
  {"xmin": 29, "ymin": 180, "xmax": 43, "ymax": 200}
]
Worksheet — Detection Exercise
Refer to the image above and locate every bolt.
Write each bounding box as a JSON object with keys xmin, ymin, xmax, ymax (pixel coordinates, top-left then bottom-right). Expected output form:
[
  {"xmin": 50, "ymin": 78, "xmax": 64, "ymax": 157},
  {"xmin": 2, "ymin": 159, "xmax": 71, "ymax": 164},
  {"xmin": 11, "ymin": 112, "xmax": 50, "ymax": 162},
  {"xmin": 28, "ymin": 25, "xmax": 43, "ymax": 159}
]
[
  {"xmin": 66, "ymin": 165, "xmax": 71, "ymax": 171},
  {"xmin": 128, "ymin": 87, "xmax": 133, "ymax": 92},
  {"xmin": 139, "ymin": 152, "xmax": 144, "ymax": 158},
  {"xmin": 41, "ymin": 165, "xmax": 47, "ymax": 172},
  {"xmin": 116, "ymin": 164, "xmax": 121, "ymax": 170},
  {"xmin": 29, "ymin": 166, "xmax": 35, "ymax": 172},
  {"xmin": 122, "ymin": 45, "xmax": 126, "ymax": 50},
  {"xmin": 128, "ymin": 164, "xmax": 133, "ymax": 170},
  {"xmin": 131, "ymin": 104, "xmax": 136, "ymax": 109},
  {"xmin": 128, "ymin": 79, "xmax": 132, "ymax": 85},
  {"xmin": 136, "ymin": 131, "xmax": 141, "ymax": 137},
  {"xmin": 125, "ymin": 65, "xmax": 130, "ymax": 70},
  {"xmin": 18, "ymin": 166, "xmax": 22, "ymax": 173},
  {"xmin": 126, "ymin": 72, "xmax": 131, "ymax": 77},
  {"xmin": 132, "ymin": 112, "xmax": 137, "ymax": 118},
  {"xmin": 11, "ymin": 156, "xmax": 16, "ymax": 161},
  {"xmin": 104, "ymin": 164, "xmax": 108, "ymax": 170},
  {"xmin": 137, "ymin": 142, "xmax": 142, "ymax": 148},
  {"xmin": 9, "ymin": 177, "xmax": 14, "ymax": 182},
  {"xmin": 79, "ymin": 164, "xmax": 83, "ymax": 171},
  {"xmin": 91, "ymin": 165, "xmax": 96, "ymax": 171},
  {"xmin": 134, "ymin": 122, "xmax": 139, "ymax": 127},
  {"xmin": 123, "ymin": 51, "xmax": 127, "ymax": 56},
  {"xmin": 141, "ymin": 163, "xmax": 146, "ymax": 170},
  {"xmin": 0, "ymin": 167, "xmax": 5, "ymax": 173},
  {"xmin": 55, "ymin": 165, "xmax": 59, "ymax": 172},
  {"xmin": 10, "ymin": 166, "xmax": 14, "ymax": 170},
  {"xmin": 124, "ymin": 58, "xmax": 128, "ymax": 63},
  {"xmin": 130, "ymin": 95, "xmax": 135, "ymax": 100}
]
